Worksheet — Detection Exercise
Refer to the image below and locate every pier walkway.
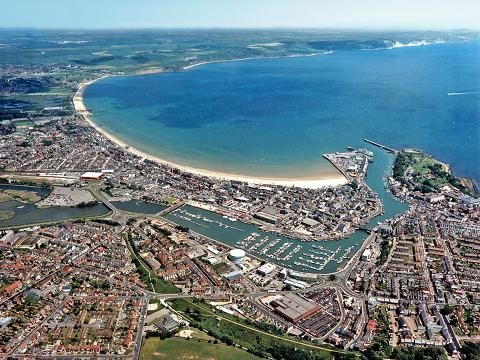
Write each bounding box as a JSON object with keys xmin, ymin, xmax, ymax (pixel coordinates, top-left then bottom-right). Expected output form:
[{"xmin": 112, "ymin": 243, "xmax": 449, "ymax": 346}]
[{"xmin": 364, "ymin": 138, "xmax": 397, "ymax": 153}]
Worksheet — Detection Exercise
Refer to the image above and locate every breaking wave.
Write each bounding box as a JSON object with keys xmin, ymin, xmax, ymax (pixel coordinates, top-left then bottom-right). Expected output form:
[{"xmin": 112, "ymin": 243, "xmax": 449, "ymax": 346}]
[{"xmin": 447, "ymin": 91, "xmax": 480, "ymax": 96}]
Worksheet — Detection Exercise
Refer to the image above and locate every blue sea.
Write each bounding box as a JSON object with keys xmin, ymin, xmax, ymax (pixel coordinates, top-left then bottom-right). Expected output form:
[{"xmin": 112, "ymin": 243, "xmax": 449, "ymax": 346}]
[{"xmin": 84, "ymin": 39, "xmax": 480, "ymax": 185}]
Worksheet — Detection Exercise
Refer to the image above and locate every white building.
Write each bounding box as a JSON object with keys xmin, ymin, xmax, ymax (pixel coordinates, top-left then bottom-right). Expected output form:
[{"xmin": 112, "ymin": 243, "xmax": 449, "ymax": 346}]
[
  {"xmin": 361, "ymin": 248, "xmax": 372, "ymax": 262},
  {"xmin": 257, "ymin": 263, "xmax": 277, "ymax": 276}
]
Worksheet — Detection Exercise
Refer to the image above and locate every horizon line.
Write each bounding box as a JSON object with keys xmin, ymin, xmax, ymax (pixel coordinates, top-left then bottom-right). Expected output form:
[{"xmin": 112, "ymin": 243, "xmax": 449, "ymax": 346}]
[{"xmin": 0, "ymin": 26, "xmax": 479, "ymax": 32}]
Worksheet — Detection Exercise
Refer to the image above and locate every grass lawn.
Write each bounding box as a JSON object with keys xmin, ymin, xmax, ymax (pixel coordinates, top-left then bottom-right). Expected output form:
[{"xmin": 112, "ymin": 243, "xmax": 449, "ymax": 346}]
[
  {"xmin": 0, "ymin": 175, "xmax": 53, "ymax": 187},
  {"xmin": 140, "ymin": 337, "xmax": 260, "ymax": 360},
  {"xmin": 3, "ymin": 189, "xmax": 42, "ymax": 203},
  {"xmin": 169, "ymin": 298, "xmax": 354, "ymax": 359},
  {"xmin": 212, "ymin": 262, "xmax": 229, "ymax": 274},
  {"xmin": 176, "ymin": 327, "xmax": 215, "ymax": 341},
  {"xmin": 13, "ymin": 120, "xmax": 34, "ymax": 127},
  {"xmin": 411, "ymin": 155, "xmax": 438, "ymax": 176},
  {"xmin": 163, "ymin": 196, "xmax": 178, "ymax": 205},
  {"xmin": 453, "ymin": 325, "xmax": 466, "ymax": 337},
  {"xmin": 147, "ymin": 299, "xmax": 165, "ymax": 315},
  {"xmin": 0, "ymin": 210, "xmax": 15, "ymax": 221}
]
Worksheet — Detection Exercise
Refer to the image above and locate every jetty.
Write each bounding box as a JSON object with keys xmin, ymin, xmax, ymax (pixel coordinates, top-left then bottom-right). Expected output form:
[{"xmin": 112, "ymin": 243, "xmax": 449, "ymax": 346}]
[
  {"xmin": 363, "ymin": 139, "xmax": 397, "ymax": 153},
  {"xmin": 323, "ymin": 154, "xmax": 350, "ymax": 181}
]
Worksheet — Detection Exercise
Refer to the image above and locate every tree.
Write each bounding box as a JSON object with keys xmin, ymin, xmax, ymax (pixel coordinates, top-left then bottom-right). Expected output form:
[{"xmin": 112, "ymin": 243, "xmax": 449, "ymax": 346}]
[
  {"xmin": 440, "ymin": 305, "xmax": 452, "ymax": 316},
  {"xmin": 391, "ymin": 346, "xmax": 447, "ymax": 360},
  {"xmin": 268, "ymin": 344, "xmax": 314, "ymax": 360},
  {"xmin": 461, "ymin": 342, "xmax": 480, "ymax": 360}
]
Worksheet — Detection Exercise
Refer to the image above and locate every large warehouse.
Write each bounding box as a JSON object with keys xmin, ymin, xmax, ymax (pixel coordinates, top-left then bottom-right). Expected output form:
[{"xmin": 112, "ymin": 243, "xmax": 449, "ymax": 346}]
[
  {"xmin": 80, "ymin": 171, "xmax": 104, "ymax": 181},
  {"xmin": 271, "ymin": 293, "xmax": 321, "ymax": 324}
]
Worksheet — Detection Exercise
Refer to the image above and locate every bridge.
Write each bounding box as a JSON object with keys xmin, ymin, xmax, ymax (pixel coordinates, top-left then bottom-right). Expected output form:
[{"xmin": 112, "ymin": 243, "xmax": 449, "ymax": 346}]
[
  {"xmin": 357, "ymin": 225, "xmax": 373, "ymax": 233},
  {"xmin": 154, "ymin": 200, "xmax": 185, "ymax": 217}
]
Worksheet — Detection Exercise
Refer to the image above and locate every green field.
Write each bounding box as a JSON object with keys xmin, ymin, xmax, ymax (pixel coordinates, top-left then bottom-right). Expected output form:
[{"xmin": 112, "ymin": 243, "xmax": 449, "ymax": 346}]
[
  {"xmin": 393, "ymin": 150, "xmax": 471, "ymax": 195},
  {"xmin": 163, "ymin": 196, "xmax": 178, "ymax": 205},
  {"xmin": 140, "ymin": 337, "xmax": 260, "ymax": 360},
  {"xmin": 13, "ymin": 119, "xmax": 34, "ymax": 127},
  {"xmin": 168, "ymin": 298, "xmax": 357, "ymax": 360},
  {"xmin": 0, "ymin": 210, "xmax": 15, "ymax": 221},
  {"xmin": 0, "ymin": 189, "xmax": 42, "ymax": 203}
]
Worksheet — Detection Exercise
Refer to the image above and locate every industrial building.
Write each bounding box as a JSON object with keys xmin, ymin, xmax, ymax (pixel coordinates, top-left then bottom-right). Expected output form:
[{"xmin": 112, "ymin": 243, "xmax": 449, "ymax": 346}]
[
  {"xmin": 228, "ymin": 248, "xmax": 245, "ymax": 263},
  {"xmin": 289, "ymin": 270, "xmax": 317, "ymax": 282},
  {"xmin": 80, "ymin": 171, "xmax": 105, "ymax": 180},
  {"xmin": 253, "ymin": 211, "xmax": 278, "ymax": 224},
  {"xmin": 271, "ymin": 293, "xmax": 321, "ymax": 323},
  {"xmin": 284, "ymin": 277, "xmax": 308, "ymax": 289}
]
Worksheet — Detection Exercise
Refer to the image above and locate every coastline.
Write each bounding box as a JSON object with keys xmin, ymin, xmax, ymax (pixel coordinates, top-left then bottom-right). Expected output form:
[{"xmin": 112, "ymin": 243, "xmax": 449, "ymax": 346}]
[
  {"xmin": 73, "ymin": 56, "xmax": 348, "ymax": 190},
  {"xmin": 182, "ymin": 52, "xmax": 320, "ymax": 70}
]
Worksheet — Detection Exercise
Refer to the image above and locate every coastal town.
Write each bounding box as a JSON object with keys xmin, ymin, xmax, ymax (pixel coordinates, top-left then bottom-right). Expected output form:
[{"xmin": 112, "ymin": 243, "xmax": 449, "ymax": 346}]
[
  {"xmin": 1, "ymin": 29, "xmax": 480, "ymax": 360},
  {"xmin": 1, "ymin": 83, "xmax": 479, "ymax": 359}
]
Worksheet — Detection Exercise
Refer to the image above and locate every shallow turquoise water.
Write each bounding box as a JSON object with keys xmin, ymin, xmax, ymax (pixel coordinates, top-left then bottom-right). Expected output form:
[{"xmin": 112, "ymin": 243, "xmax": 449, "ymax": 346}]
[{"xmin": 84, "ymin": 40, "xmax": 480, "ymax": 184}]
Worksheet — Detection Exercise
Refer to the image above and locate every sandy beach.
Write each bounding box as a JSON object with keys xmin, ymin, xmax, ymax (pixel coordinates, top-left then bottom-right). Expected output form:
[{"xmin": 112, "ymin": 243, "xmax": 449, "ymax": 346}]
[
  {"xmin": 182, "ymin": 52, "xmax": 319, "ymax": 70},
  {"xmin": 72, "ymin": 61, "xmax": 348, "ymax": 189}
]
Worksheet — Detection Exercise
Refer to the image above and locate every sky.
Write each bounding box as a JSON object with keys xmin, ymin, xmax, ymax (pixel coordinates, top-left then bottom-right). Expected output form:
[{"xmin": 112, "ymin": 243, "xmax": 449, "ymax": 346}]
[{"xmin": 1, "ymin": 0, "xmax": 479, "ymax": 30}]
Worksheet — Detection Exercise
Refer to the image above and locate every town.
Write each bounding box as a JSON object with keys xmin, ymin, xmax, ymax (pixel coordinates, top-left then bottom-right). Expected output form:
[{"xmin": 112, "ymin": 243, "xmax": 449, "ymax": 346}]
[
  {"xmin": 0, "ymin": 99, "xmax": 479, "ymax": 359},
  {"xmin": 1, "ymin": 29, "xmax": 480, "ymax": 360}
]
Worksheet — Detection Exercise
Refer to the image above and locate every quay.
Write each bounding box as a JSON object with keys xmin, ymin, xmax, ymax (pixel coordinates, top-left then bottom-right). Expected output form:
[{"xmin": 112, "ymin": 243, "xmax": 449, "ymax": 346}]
[
  {"xmin": 363, "ymin": 139, "xmax": 397, "ymax": 153},
  {"xmin": 323, "ymin": 154, "xmax": 351, "ymax": 181}
]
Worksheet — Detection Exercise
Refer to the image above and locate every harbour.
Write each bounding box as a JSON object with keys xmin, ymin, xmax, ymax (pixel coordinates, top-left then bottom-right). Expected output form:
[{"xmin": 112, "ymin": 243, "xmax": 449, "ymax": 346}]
[
  {"xmin": 164, "ymin": 204, "xmax": 368, "ymax": 274},
  {"xmin": 162, "ymin": 145, "xmax": 409, "ymax": 274}
]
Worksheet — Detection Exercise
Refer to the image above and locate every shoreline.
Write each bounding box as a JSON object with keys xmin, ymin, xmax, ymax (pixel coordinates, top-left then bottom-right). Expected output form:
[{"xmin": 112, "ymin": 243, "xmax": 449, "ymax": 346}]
[
  {"xmin": 73, "ymin": 55, "xmax": 348, "ymax": 190},
  {"xmin": 182, "ymin": 52, "xmax": 320, "ymax": 70}
]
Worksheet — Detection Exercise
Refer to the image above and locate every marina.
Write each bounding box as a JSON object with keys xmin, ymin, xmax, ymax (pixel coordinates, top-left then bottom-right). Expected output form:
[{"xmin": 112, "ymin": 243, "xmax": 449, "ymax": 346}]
[
  {"xmin": 164, "ymin": 204, "xmax": 367, "ymax": 274},
  {"xmin": 163, "ymin": 146, "xmax": 409, "ymax": 274}
]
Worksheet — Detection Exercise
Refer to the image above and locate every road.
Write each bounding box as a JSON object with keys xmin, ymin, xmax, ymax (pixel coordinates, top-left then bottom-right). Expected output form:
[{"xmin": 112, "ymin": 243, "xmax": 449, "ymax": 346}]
[
  {"xmin": 132, "ymin": 295, "xmax": 149, "ymax": 360},
  {"xmin": 2, "ymin": 180, "xmax": 374, "ymax": 357}
]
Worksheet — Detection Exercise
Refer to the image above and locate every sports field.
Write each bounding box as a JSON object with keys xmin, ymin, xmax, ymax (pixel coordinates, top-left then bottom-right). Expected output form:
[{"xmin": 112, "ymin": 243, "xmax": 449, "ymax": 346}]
[{"xmin": 140, "ymin": 337, "xmax": 260, "ymax": 360}]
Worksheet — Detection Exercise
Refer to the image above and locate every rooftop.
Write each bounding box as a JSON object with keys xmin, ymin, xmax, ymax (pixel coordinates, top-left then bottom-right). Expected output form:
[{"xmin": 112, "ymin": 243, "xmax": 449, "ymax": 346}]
[{"xmin": 272, "ymin": 293, "xmax": 320, "ymax": 323}]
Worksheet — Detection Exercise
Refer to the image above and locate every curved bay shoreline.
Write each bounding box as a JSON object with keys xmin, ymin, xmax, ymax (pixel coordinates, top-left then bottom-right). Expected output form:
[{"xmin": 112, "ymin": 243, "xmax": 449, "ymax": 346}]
[{"xmin": 73, "ymin": 55, "xmax": 349, "ymax": 189}]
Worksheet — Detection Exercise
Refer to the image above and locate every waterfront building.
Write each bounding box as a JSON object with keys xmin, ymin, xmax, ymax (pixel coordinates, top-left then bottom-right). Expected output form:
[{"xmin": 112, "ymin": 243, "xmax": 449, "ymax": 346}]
[
  {"xmin": 361, "ymin": 249, "xmax": 372, "ymax": 262},
  {"xmin": 228, "ymin": 248, "xmax": 246, "ymax": 263},
  {"xmin": 257, "ymin": 263, "xmax": 276, "ymax": 276}
]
